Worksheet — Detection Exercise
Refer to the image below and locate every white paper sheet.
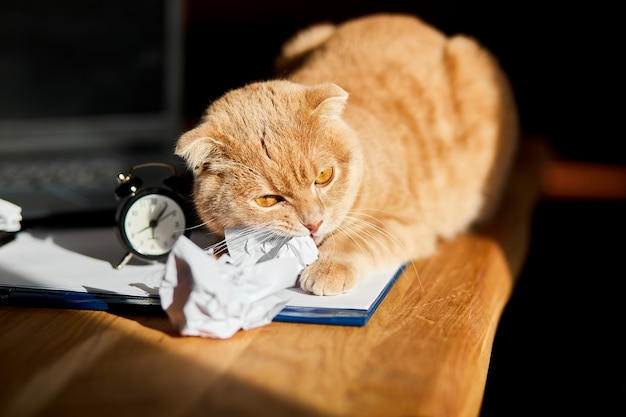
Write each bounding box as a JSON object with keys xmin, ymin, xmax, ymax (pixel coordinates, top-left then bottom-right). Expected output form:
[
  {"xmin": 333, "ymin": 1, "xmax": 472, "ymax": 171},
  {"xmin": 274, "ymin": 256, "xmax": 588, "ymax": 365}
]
[
  {"xmin": 0, "ymin": 227, "xmax": 402, "ymax": 336},
  {"xmin": 0, "ymin": 231, "xmax": 164, "ymax": 296}
]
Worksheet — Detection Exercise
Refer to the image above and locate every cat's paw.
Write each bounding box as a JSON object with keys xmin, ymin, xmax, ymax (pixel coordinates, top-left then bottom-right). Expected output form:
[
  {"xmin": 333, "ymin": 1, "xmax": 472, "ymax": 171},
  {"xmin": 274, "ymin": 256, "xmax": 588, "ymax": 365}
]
[{"xmin": 298, "ymin": 259, "xmax": 357, "ymax": 296}]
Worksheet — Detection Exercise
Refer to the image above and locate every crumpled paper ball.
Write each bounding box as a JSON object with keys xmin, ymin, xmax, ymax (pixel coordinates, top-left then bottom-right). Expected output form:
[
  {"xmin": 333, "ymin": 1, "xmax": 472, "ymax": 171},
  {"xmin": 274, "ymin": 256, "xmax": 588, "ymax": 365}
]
[
  {"xmin": 0, "ymin": 198, "xmax": 22, "ymax": 232},
  {"xmin": 159, "ymin": 227, "xmax": 318, "ymax": 339}
]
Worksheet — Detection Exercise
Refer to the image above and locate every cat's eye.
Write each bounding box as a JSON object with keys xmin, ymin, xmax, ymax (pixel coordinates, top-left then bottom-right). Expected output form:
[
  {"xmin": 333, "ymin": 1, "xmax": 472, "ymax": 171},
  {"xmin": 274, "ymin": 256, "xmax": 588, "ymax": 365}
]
[
  {"xmin": 255, "ymin": 195, "xmax": 282, "ymax": 207},
  {"xmin": 314, "ymin": 167, "xmax": 334, "ymax": 185}
]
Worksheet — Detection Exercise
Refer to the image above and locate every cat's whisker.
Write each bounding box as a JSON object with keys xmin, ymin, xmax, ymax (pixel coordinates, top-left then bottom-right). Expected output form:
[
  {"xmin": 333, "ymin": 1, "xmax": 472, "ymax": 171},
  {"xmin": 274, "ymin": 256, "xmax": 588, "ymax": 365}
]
[
  {"xmin": 208, "ymin": 239, "xmax": 229, "ymax": 256},
  {"xmin": 183, "ymin": 222, "xmax": 210, "ymax": 233},
  {"xmin": 339, "ymin": 217, "xmax": 391, "ymax": 257},
  {"xmin": 333, "ymin": 222, "xmax": 369, "ymax": 258},
  {"xmin": 209, "ymin": 227, "xmax": 258, "ymax": 257},
  {"xmin": 219, "ymin": 222, "xmax": 284, "ymax": 249},
  {"xmin": 183, "ymin": 218, "xmax": 223, "ymax": 240},
  {"xmin": 342, "ymin": 213, "xmax": 423, "ymax": 291},
  {"xmin": 354, "ymin": 215, "xmax": 423, "ymax": 291},
  {"xmin": 204, "ymin": 222, "xmax": 302, "ymax": 260}
]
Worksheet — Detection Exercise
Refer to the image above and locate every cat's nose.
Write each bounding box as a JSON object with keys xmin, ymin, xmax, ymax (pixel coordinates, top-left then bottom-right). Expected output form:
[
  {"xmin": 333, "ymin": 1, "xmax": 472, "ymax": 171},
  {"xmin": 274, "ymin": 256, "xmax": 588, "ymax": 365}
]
[{"xmin": 305, "ymin": 220, "xmax": 323, "ymax": 234}]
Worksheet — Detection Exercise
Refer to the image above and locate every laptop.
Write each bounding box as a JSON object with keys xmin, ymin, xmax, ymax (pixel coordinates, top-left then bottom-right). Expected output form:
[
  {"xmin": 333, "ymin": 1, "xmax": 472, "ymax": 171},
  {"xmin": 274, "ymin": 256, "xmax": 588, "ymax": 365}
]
[{"xmin": 0, "ymin": 0, "xmax": 185, "ymax": 225}]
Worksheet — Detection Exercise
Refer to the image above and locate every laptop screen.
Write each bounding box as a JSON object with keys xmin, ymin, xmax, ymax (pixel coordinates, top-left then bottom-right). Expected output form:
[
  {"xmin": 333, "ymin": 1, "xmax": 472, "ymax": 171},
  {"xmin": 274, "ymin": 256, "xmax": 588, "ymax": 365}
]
[{"xmin": 0, "ymin": 0, "xmax": 183, "ymax": 155}]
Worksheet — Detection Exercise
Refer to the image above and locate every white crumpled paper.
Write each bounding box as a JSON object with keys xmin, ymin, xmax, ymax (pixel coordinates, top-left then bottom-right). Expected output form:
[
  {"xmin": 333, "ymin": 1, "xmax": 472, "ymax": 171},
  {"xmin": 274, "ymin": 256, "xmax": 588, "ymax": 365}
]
[
  {"xmin": 0, "ymin": 198, "xmax": 22, "ymax": 232},
  {"xmin": 159, "ymin": 227, "xmax": 318, "ymax": 339}
]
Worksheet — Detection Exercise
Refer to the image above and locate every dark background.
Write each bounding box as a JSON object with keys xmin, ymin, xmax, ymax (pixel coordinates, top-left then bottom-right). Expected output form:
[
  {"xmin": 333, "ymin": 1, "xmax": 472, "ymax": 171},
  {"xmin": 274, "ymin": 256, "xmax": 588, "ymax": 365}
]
[
  {"xmin": 183, "ymin": 0, "xmax": 622, "ymax": 165},
  {"xmin": 182, "ymin": 2, "xmax": 624, "ymax": 415}
]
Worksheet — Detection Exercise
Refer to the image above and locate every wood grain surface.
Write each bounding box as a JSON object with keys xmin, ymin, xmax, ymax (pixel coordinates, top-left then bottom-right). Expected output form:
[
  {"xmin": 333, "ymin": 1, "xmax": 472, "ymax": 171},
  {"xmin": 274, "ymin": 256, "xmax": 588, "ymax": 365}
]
[{"xmin": 0, "ymin": 138, "xmax": 546, "ymax": 417}]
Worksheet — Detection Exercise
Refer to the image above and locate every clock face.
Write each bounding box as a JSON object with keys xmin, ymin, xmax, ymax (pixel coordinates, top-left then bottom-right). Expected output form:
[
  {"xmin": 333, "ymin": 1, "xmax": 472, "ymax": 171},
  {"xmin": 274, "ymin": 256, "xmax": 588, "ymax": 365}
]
[{"xmin": 120, "ymin": 192, "xmax": 187, "ymax": 257}]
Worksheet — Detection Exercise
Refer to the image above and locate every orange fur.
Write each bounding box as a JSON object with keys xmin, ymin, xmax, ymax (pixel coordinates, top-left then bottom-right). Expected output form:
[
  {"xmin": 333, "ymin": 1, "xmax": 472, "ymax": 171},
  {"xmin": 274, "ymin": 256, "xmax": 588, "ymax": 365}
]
[{"xmin": 177, "ymin": 14, "xmax": 519, "ymax": 295}]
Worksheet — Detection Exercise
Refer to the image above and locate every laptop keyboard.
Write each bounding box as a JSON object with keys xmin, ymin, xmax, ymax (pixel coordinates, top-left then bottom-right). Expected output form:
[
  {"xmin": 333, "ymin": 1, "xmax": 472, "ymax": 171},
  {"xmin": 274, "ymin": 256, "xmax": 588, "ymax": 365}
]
[
  {"xmin": 0, "ymin": 155, "xmax": 126, "ymax": 191},
  {"xmin": 0, "ymin": 152, "xmax": 185, "ymax": 220}
]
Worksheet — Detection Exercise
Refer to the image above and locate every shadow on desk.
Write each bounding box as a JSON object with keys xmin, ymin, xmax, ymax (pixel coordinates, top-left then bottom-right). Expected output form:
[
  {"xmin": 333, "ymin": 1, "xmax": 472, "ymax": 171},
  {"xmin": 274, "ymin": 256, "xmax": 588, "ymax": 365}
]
[{"xmin": 0, "ymin": 306, "xmax": 332, "ymax": 417}]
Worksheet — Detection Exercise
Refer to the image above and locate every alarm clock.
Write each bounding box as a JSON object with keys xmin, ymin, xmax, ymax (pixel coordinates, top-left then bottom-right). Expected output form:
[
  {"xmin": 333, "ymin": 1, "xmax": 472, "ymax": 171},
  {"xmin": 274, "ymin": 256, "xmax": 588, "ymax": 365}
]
[{"xmin": 114, "ymin": 162, "xmax": 194, "ymax": 269}]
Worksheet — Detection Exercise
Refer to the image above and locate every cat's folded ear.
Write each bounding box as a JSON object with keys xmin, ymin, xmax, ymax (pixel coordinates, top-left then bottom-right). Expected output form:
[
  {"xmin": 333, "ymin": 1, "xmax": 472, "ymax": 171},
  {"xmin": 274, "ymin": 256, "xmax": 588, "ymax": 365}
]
[
  {"xmin": 307, "ymin": 83, "xmax": 349, "ymax": 120},
  {"xmin": 175, "ymin": 127, "xmax": 221, "ymax": 170}
]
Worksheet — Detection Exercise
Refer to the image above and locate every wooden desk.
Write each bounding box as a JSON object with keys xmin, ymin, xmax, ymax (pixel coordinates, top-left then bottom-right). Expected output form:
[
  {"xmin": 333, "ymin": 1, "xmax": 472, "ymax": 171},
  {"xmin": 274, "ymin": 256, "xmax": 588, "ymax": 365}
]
[{"xmin": 0, "ymin": 139, "xmax": 545, "ymax": 417}]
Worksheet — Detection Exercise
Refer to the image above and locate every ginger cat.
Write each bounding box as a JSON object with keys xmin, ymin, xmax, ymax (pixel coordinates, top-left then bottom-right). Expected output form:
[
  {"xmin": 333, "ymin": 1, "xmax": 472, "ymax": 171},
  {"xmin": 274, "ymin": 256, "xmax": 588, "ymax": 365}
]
[{"xmin": 176, "ymin": 13, "xmax": 519, "ymax": 295}]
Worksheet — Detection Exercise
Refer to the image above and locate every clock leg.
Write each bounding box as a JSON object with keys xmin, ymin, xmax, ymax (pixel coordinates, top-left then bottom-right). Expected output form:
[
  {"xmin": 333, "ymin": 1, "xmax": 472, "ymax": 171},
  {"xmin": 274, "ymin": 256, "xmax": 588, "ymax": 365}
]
[{"xmin": 116, "ymin": 252, "xmax": 134, "ymax": 269}]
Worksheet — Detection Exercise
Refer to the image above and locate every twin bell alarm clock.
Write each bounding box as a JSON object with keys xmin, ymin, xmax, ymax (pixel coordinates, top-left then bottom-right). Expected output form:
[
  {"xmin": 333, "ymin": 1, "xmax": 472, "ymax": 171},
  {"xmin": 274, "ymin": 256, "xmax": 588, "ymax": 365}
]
[{"xmin": 114, "ymin": 162, "xmax": 195, "ymax": 269}]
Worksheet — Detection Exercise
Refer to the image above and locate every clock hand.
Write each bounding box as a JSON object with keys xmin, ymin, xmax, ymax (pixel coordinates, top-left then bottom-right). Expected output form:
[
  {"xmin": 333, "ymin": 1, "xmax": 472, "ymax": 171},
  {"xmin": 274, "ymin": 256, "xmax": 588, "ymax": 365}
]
[
  {"xmin": 150, "ymin": 210, "xmax": 179, "ymax": 239},
  {"xmin": 159, "ymin": 210, "xmax": 177, "ymax": 222},
  {"xmin": 154, "ymin": 202, "xmax": 169, "ymax": 222},
  {"xmin": 147, "ymin": 203, "xmax": 170, "ymax": 240},
  {"xmin": 137, "ymin": 224, "xmax": 152, "ymax": 234}
]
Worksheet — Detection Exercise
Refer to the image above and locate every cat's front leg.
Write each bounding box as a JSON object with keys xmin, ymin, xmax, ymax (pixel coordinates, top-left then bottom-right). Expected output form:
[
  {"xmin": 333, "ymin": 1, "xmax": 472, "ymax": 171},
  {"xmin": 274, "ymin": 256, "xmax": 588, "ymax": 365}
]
[
  {"xmin": 298, "ymin": 256, "xmax": 359, "ymax": 296},
  {"xmin": 298, "ymin": 235, "xmax": 391, "ymax": 295}
]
